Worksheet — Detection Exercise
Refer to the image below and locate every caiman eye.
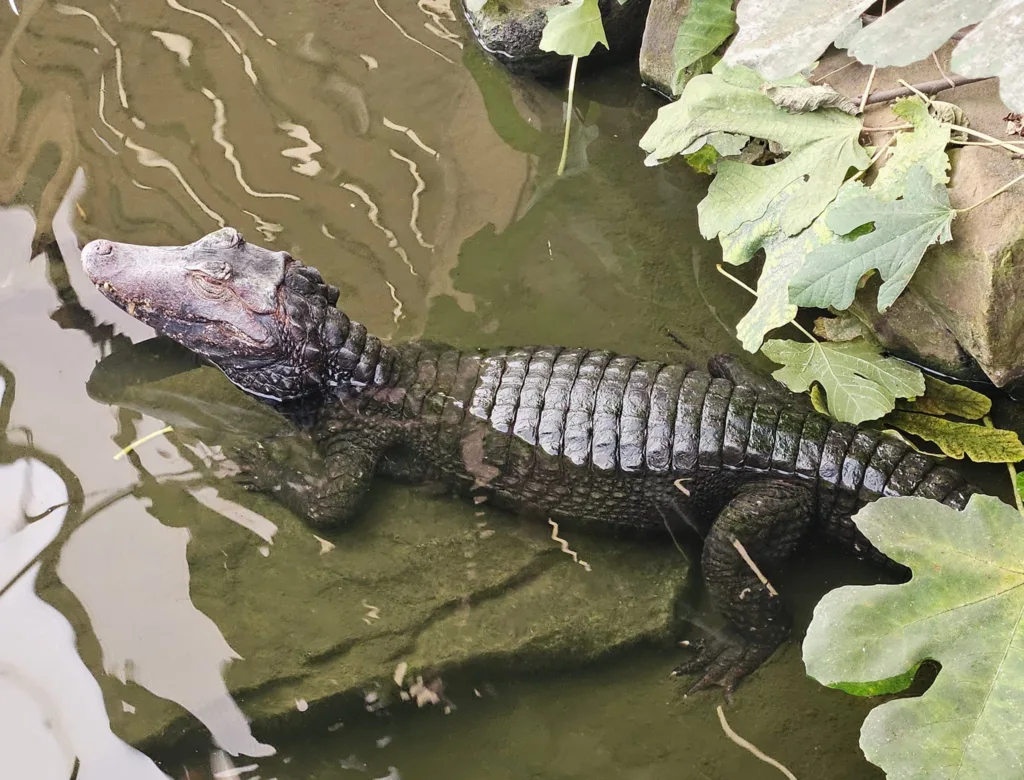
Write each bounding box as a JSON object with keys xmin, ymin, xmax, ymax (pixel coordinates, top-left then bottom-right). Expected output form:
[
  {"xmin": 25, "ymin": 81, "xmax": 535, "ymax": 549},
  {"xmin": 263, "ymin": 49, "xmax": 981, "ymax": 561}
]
[{"xmin": 192, "ymin": 272, "xmax": 228, "ymax": 298}]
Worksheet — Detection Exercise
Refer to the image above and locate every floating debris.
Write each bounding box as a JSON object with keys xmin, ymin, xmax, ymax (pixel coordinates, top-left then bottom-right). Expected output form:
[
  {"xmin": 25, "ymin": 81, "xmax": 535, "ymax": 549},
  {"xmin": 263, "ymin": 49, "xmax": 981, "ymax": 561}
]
[
  {"xmin": 393, "ymin": 661, "xmax": 408, "ymax": 687},
  {"xmin": 548, "ymin": 519, "xmax": 591, "ymax": 572},
  {"xmin": 717, "ymin": 704, "xmax": 797, "ymax": 780},
  {"xmin": 362, "ymin": 600, "xmax": 380, "ymax": 624},
  {"xmin": 314, "ymin": 534, "xmax": 336, "ymax": 554},
  {"xmin": 114, "ymin": 425, "xmax": 173, "ymax": 459}
]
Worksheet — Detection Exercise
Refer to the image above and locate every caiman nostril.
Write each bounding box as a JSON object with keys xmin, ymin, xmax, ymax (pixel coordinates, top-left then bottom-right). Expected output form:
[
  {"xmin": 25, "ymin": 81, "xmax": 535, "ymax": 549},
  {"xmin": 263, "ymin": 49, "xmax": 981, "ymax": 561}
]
[{"xmin": 91, "ymin": 240, "xmax": 113, "ymax": 256}]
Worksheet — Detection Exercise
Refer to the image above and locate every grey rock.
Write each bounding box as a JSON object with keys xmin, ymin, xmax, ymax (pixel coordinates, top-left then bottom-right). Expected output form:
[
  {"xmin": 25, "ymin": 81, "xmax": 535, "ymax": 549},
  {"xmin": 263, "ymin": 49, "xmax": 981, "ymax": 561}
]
[
  {"xmin": 639, "ymin": 0, "xmax": 691, "ymax": 97},
  {"xmin": 461, "ymin": 0, "xmax": 652, "ymax": 79},
  {"xmin": 811, "ymin": 51, "xmax": 1024, "ymax": 387}
]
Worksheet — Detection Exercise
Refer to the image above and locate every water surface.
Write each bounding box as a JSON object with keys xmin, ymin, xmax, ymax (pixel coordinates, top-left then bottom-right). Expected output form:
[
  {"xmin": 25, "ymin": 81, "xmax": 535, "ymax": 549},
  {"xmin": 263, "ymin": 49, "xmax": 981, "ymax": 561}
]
[{"xmin": 0, "ymin": 1, "xmax": 890, "ymax": 777}]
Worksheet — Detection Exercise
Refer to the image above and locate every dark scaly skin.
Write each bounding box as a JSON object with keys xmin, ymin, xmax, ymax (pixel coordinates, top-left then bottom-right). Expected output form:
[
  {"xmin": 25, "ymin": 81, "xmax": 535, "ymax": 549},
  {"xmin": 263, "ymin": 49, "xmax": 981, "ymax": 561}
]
[{"xmin": 81, "ymin": 229, "xmax": 978, "ymax": 696}]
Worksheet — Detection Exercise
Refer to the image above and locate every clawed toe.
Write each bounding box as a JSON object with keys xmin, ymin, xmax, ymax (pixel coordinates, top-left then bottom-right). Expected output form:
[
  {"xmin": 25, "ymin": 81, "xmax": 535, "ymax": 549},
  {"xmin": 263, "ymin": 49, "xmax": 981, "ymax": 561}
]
[{"xmin": 672, "ymin": 632, "xmax": 781, "ymax": 699}]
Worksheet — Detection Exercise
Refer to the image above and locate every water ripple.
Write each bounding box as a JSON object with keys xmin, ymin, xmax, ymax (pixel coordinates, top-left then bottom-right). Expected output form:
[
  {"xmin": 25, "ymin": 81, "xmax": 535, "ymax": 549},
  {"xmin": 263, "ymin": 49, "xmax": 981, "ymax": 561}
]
[
  {"xmin": 389, "ymin": 148, "xmax": 433, "ymax": 250},
  {"xmin": 341, "ymin": 181, "xmax": 418, "ymax": 277},
  {"xmin": 372, "ymin": 0, "xmax": 454, "ymax": 65},
  {"xmin": 165, "ymin": 0, "xmax": 258, "ymax": 85},
  {"xmin": 202, "ymin": 87, "xmax": 299, "ymax": 201},
  {"xmin": 382, "ymin": 116, "xmax": 439, "ymax": 158}
]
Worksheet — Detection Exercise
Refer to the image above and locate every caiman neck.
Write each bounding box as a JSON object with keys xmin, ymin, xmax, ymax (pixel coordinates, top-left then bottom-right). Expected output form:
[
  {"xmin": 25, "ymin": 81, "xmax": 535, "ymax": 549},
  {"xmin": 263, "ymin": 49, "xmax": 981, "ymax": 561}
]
[{"xmin": 322, "ymin": 315, "xmax": 398, "ymax": 399}]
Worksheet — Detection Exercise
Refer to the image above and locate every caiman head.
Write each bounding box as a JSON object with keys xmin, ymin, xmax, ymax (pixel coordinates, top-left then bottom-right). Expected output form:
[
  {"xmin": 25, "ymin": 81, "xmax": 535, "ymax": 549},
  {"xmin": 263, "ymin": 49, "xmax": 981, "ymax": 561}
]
[{"xmin": 82, "ymin": 228, "xmax": 357, "ymax": 404}]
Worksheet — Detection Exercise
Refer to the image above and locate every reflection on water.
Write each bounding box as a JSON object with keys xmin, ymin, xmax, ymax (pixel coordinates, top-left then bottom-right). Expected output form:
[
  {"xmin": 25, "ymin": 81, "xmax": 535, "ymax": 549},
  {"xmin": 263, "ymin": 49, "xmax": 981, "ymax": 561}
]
[
  {"xmin": 0, "ymin": 0, "xmax": 885, "ymax": 777},
  {"xmin": 0, "ymin": 374, "xmax": 171, "ymax": 779}
]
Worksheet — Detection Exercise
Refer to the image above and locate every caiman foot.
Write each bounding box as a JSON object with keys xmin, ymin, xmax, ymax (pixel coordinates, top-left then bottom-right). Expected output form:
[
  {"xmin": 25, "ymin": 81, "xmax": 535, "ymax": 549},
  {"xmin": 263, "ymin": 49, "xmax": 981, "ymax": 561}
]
[{"xmin": 671, "ymin": 633, "xmax": 784, "ymax": 699}]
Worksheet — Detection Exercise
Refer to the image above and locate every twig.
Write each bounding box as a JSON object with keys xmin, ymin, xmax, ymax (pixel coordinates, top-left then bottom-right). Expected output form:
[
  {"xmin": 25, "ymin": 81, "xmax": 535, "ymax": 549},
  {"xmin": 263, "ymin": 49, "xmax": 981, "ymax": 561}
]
[
  {"xmin": 715, "ymin": 264, "xmax": 819, "ymax": 344},
  {"xmin": 957, "ymin": 171, "xmax": 1024, "ymax": 214},
  {"xmin": 932, "ymin": 52, "xmax": 956, "ymax": 90},
  {"xmin": 860, "ymin": 75, "xmax": 991, "ymax": 107},
  {"xmin": 858, "ymin": 0, "xmax": 885, "ymax": 113},
  {"xmin": 731, "ymin": 538, "xmax": 778, "ymax": 597},
  {"xmin": 556, "ymin": 55, "xmax": 579, "ymax": 177},
  {"xmin": 985, "ymin": 416, "xmax": 1024, "ymax": 517},
  {"xmin": 858, "ymin": 66, "xmax": 878, "ymax": 114},
  {"xmin": 813, "ymin": 59, "xmax": 858, "ymax": 84},
  {"xmin": 897, "ymin": 78, "xmax": 931, "ymax": 104},
  {"xmin": 853, "ymin": 132, "xmax": 899, "ymax": 181},
  {"xmin": 716, "ymin": 705, "xmax": 798, "ymax": 780}
]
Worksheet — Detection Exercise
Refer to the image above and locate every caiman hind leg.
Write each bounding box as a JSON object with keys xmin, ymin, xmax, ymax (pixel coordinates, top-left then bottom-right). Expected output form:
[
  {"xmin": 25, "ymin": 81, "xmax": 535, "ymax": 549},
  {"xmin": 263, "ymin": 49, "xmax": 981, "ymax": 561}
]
[
  {"xmin": 675, "ymin": 478, "xmax": 815, "ymax": 696},
  {"xmin": 233, "ymin": 429, "xmax": 388, "ymax": 529}
]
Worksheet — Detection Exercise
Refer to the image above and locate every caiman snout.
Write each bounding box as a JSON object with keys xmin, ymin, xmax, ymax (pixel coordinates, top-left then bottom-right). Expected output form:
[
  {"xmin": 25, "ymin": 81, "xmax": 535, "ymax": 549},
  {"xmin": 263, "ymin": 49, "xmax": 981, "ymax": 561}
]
[
  {"xmin": 81, "ymin": 238, "xmax": 119, "ymax": 287},
  {"xmin": 87, "ymin": 239, "xmax": 113, "ymax": 256}
]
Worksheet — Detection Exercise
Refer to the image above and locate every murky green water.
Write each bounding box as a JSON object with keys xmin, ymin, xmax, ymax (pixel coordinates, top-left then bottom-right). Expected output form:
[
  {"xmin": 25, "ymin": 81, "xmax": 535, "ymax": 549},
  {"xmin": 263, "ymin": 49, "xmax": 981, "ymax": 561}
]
[{"xmin": 0, "ymin": 1, "xmax": 907, "ymax": 777}]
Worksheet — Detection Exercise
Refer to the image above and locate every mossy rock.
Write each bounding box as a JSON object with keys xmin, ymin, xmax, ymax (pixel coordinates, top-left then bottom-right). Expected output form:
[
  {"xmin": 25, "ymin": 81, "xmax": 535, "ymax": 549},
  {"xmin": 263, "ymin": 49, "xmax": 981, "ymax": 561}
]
[{"xmin": 76, "ymin": 342, "xmax": 692, "ymax": 752}]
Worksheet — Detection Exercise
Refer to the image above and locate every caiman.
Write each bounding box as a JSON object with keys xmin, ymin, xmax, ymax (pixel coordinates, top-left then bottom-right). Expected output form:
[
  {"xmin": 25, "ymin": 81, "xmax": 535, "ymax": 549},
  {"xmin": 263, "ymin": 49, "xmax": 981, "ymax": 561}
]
[{"xmin": 82, "ymin": 227, "xmax": 976, "ymax": 695}]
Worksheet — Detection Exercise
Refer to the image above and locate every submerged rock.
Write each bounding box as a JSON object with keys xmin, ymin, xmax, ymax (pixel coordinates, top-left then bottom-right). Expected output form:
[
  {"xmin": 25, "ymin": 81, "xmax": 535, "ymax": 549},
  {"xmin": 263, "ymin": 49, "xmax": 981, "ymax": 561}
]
[
  {"xmin": 80, "ymin": 348, "xmax": 692, "ymax": 750},
  {"xmin": 461, "ymin": 0, "xmax": 651, "ymax": 79}
]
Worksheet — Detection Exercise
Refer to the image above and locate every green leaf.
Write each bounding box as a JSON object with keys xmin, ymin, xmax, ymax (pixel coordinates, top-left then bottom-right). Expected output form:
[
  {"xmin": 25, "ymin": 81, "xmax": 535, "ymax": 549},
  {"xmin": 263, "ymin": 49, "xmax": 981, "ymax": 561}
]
[
  {"xmin": 722, "ymin": 182, "xmax": 836, "ymax": 351},
  {"xmin": 809, "ymin": 383, "xmax": 829, "ymax": 415},
  {"xmin": 761, "ymin": 338, "xmax": 924, "ymax": 424},
  {"xmin": 640, "ymin": 65, "xmax": 870, "ymax": 239},
  {"xmin": 885, "ymin": 411, "xmax": 1024, "ymax": 462},
  {"xmin": 684, "ymin": 144, "xmax": 720, "ymax": 175},
  {"xmin": 538, "ymin": 0, "xmax": 609, "ymax": 58},
  {"xmin": 789, "ymin": 165, "xmax": 955, "ymax": 312},
  {"xmin": 897, "ymin": 375, "xmax": 992, "ymax": 420},
  {"xmin": 803, "ymin": 493, "xmax": 1024, "ymax": 779},
  {"xmin": 871, "ymin": 98, "xmax": 952, "ymax": 201},
  {"xmin": 723, "ymin": 180, "xmax": 870, "ymax": 352},
  {"xmin": 673, "ymin": 52, "xmax": 720, "ymax": 95},
  {"xmin": 671, "ymin": 0, "xmax": 736, "ymax": 95}
]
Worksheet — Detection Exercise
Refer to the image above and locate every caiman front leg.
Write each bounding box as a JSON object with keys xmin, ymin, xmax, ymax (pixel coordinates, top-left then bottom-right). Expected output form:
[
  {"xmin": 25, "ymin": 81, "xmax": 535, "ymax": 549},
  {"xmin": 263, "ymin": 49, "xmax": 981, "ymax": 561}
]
[
  {"xmin": 233, "ymin": 429, "xmax": 387, "ymax": 529},
  {"xmin": 676, "ymin": 479, "xmax": 814, "ymax": 696}
]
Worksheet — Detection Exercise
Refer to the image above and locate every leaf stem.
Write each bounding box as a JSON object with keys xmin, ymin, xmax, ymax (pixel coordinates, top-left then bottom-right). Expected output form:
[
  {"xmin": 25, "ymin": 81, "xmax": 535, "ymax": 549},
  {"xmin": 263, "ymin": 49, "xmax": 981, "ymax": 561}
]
[
  {"xmin": 956, "ymin": 171, "xmax": 1024, "ymax": 215},
  {"xmin": 985, "ymin": 415, "xmax": 1024, "ymax": 517},
  {"xmin": 949, "ymin": 123, "xmax": 1024, "ymax": 156},
  {"xmin": 556, "ymin": 55, "xmax": 579, "ymax": 177},
  {"xmin": 853, "ymin": 132, "xmax": 899, "ymax": 181},
  {"xmin": 715, "ymin": 264, "xmax": 819, "ymax": 343},
  {"xmin": 862, "ymin": 123, "xmax": 914, "ymax": 132}
]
